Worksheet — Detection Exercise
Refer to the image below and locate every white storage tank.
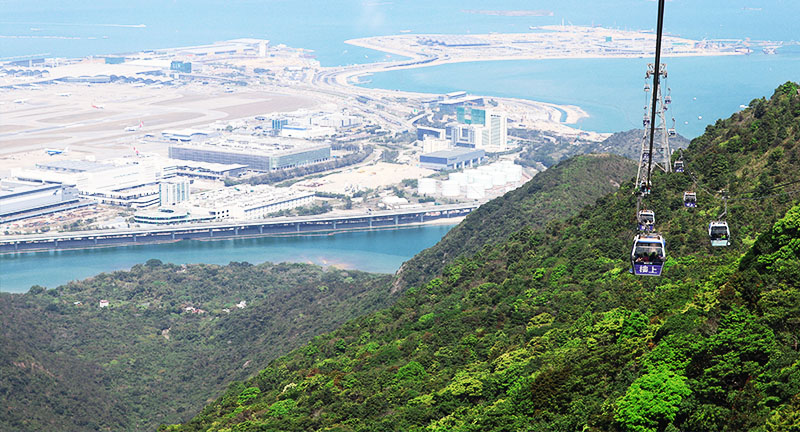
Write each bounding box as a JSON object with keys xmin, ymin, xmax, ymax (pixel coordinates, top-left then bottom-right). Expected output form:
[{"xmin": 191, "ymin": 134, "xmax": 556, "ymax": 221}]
[
  {"xmin": 441, "ymin": 180, "xmax": 461, "ymax": 197},
  {"xmin": 474, "ymin": 174, "xmax": 493, "ymax": 190},
  {"xmin": 491, "ymin": 169, "xmax": 507, "ymax": 186},
  {"xmin": 476, "ymin": 165, "xmax": 493, "ymax": 176},
  {"xmin": 466, "ymin": 184, "xmax": 485, "ymax": 200},
  {"xmin": 418, "ymin": 178, "xmax": 438, "ymax": 195},
  {"xmin": 449, "ymin": 172, "xmax": 468, "ymax": 186},
  {"xmin": 505, "ymin": 164, "xmax": 523, "ymax": 183}
]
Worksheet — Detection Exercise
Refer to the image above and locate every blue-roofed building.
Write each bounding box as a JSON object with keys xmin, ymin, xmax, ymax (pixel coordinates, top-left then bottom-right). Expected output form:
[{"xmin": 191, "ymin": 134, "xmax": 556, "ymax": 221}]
[{"xmin": 419, "ymin": 148, "xmax": 485, "ymax": 171}]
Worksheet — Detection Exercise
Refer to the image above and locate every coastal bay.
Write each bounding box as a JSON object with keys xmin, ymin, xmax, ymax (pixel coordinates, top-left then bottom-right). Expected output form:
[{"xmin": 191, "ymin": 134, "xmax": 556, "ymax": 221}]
[{"xmin": 0, "ymin": 224, "xmax": 455, "ymax": 293}]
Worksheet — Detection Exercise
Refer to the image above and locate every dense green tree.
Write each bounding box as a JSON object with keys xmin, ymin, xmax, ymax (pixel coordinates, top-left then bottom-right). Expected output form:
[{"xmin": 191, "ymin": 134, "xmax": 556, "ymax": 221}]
[{"xmin": 165, "ymin": 83, "xmax": 800, "ymax": 432}]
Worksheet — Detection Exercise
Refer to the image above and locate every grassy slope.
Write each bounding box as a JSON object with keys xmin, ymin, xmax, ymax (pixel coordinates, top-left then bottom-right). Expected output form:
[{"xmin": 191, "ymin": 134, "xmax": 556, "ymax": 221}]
[{"xmin": 167, "ymin": 83, "xmax": 800, "ymax": 432}]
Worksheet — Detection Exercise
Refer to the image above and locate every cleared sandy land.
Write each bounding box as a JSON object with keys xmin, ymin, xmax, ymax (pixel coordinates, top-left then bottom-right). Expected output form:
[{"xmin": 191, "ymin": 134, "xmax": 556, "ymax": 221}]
[
  {"xmin": 344, "ymin": 25, "xmax": 745, "ymax": 66},
  {"xmin": 298, "ymin": 162, "xmax": 436, "ymax": 194}
]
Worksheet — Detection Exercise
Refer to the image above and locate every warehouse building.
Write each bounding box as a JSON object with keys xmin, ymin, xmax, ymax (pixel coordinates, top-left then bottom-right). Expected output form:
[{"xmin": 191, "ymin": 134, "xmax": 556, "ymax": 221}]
[
  {"xmin": 0, "ymin": 179, "xmax": 84, "ymax": 222},
  {"xmin": 168, "ymin": 140, "xmax": 330, "ymax": 172},
  {"xmin": 190, "ymin": 185, "xmax": 315, "ymax": 220},
  {"xmin": 134, "ymin": 185, "xmax": 315, "ymax": 224},
  {"xmin": 419, "ymin": 148, "xmax": 485, "ymax": 171}
]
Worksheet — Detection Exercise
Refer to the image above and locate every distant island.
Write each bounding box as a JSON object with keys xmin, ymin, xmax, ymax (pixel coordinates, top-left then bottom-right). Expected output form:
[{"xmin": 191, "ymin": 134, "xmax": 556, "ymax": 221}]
[{"xmin": 461, "ymin": 9, "xmax": 554, "ymax": 17}]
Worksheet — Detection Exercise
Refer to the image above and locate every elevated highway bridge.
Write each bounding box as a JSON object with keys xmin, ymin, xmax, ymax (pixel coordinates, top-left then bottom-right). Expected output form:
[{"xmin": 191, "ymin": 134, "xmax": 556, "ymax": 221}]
[{"xmin": 0, "ymin": 203, "xmax": 478, "ymax": 254}]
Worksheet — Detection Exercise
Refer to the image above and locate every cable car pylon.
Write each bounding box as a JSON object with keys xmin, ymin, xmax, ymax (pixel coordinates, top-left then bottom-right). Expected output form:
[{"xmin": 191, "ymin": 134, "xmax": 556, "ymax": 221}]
[
  {"xmin": 635, "ymin": 0, "xmax": 672, "ymax": 196},
  {"xmin": 636, "ymin": 62, "xmax": 672, "ymax": 194}
]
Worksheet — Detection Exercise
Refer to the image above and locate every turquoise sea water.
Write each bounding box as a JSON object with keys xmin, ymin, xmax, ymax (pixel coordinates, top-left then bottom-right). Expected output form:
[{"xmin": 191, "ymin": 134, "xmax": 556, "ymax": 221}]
[
  {"xmin": 0, "ymin": 225, "xmax": 453, "ymax": 293},
  {"xmin": 2, "ymin": 0, "xmax": 797, "ymax": 64},
  {"xmin": 361, "ymin": 53, "xmax": 800, "ymax": 137}
]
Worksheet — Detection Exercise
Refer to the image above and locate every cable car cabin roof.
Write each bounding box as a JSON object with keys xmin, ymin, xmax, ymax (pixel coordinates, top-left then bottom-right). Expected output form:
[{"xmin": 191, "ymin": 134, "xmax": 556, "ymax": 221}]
[
  {"xmin": 633, "ymin": 235, "xmax": 665, "ymax": 245},
  {"xmin": 638, "ymin": 210, "xmax": 655, "ymax": 221},
  {"xmin": 632, "ymin": 234, "xmax": 666, "ymax": 257}
]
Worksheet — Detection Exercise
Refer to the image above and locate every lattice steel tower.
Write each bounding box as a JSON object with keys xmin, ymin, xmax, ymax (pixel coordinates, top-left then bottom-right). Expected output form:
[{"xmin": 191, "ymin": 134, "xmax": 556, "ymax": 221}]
[{"xmin": 635, "ymin": 62, "xmax": 673, "ymax": 192}]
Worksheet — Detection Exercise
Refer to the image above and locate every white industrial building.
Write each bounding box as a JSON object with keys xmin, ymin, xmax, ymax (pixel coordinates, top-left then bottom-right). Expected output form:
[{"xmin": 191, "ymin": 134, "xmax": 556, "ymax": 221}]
[
  {"xmin": 12, "ymin": 159, "xmax": 166, "ymax": 208},
  {"xmin": 15, "ymin": 160, "xmax": 161, "ymax": 192},
  {"xmin": 420, "ymin": 137, "xmax": 450, "ymax": 154},
  {"xmin": 0, "ymin": 179, "xmax": 85, "ymax": 222},
  {"xmin": 134, "ymin": 184, "xmax": 315, "ymax": 224},
  {"xmin": 189, "ymin": 185, "xmax": 314, "ymax": 220},
  {"xmin": 168, "ymin": 135, "xmax": 331, "ymax": 172}
]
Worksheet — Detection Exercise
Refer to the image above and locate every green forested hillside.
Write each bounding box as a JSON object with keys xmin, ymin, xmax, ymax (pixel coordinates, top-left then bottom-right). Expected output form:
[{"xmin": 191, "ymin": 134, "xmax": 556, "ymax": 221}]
[
  {"xmin": 0, "ymin": 262, "xmax": 393, "ymax": 431},
  {"xmin": 167, "ymin": 83, "xmax": 800, "ymax": 432},
  {"xmin": 598, "ymin": 128, "xmax": 690, "ymax": 161},
  {"xmin": 396, "ymin": 154, "xmax": 637, "ymax": 290},
  {"xmin": 513, "ymin": 128, "xmax": 689, "ymax": 167}
]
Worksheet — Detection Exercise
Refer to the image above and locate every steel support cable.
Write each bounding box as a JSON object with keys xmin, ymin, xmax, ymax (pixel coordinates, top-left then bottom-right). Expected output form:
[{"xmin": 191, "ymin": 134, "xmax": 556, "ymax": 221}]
[
  {"xmin": 686, "ymin": 171, "xmax": 800, "ymax": 202},
  {"xmin": 646, "ymin": 0, "xmax": 666, "ymax": 189}
]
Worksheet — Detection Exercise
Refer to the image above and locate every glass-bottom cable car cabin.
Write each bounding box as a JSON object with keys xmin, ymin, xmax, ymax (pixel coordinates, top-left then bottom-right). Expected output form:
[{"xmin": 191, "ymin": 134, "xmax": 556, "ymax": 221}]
[
  {"xmin": 708, "ymin": 221, "xmax": 730, "ymax": 247},
  {"xmin": 631, "ymin": 234, "xmax": 666, "ymax": 276},
  {"xmin": 683, "ymin": 192, "xmax": 697, "ymax": 207},
  {"xmin": 637, "ymin": 210, "xmax": 655, "ymax": 231}
]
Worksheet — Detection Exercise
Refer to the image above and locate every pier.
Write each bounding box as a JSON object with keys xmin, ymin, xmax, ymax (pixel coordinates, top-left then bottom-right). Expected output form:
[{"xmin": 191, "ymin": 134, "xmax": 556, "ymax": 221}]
[{"xmin": 0, "ymin": 204, "xmax": 477, "ymax": 254}]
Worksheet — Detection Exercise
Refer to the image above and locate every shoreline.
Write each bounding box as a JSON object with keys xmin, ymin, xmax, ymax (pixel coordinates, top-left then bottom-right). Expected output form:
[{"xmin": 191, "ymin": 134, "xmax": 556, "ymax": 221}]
[
  {"xmin": 0, "ymin": 220, "xmax": 463, "ymax": 293},
  {"xmin": 0, "ymin": 216, "xmax": 465, "ymax": 256},
  {"xmin": 322, "ymin": 55, "xmax": 592, "ymax": 134},
  {"xmin": 325, "ymin": 25, "xmax": 748, "ymax": 135}
]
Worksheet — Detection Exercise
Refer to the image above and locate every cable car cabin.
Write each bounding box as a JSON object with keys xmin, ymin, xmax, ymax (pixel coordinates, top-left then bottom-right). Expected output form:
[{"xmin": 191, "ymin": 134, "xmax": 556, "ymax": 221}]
[
  {"xmin": 665, "ymin": 95, "xmax": 672, "ymax": 104},
  {"xmin": 683, "ymin": 192, "xmax": 697, "ymax": 207},
  {"xmin": 643, "ymin": 116, "xmax": 651, "ymax": 127},
  {"xmin": 639, "ymin": 182, "xmax": 651, "ymax": 196},
  {"xmin": 631, "ymin": 234, "xmax": 666, "ymax": 276},
  {"xmin": 673, "ymin": 159, "xmax": 684, "ymax": 172},
  {"xmin": 642, "ymin": 151, "xmax": 650, "ymax": 162},
  {"xmin": 668, "ymin": 128, "xmax": 677, "ymax": 138},
  {"xmin": 708, "ymin": 221, "xmax": 730, "ymax": 247},
  {"xmin": 637, "ymin": 210, "xmax": 655, "ymax": 231},
  {"xmin": 644, "ymin": 83, "xmax": 651, "ymax": 92}
]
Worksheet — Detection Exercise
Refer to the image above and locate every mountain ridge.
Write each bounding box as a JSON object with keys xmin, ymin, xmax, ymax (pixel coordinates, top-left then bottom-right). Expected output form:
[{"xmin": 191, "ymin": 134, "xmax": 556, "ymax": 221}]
[{"xmin": 165, "ymin": 82, "xmax": 800, "ymax": 432}]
